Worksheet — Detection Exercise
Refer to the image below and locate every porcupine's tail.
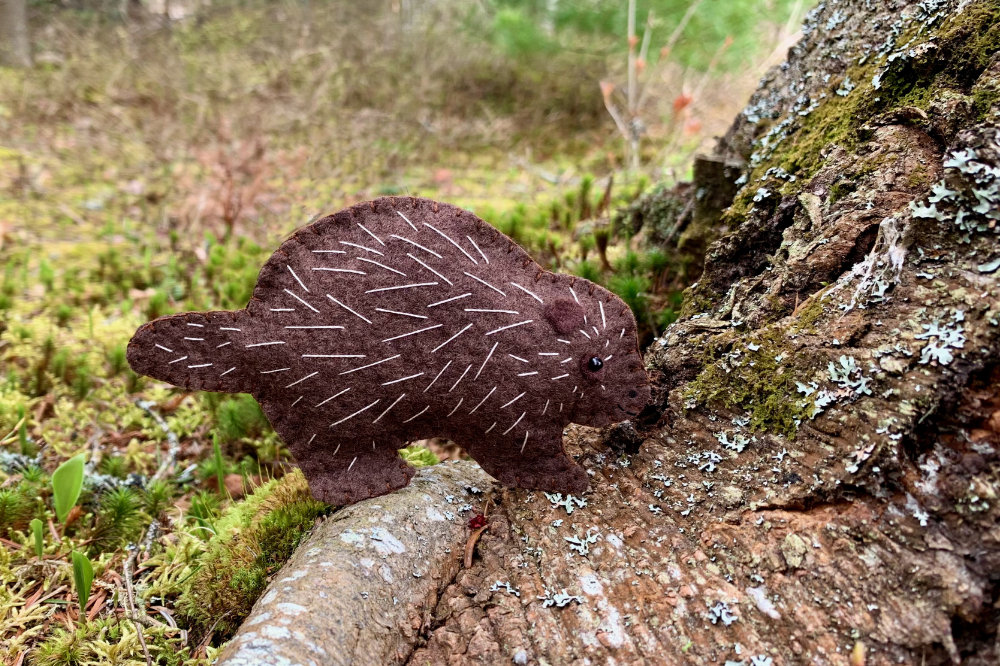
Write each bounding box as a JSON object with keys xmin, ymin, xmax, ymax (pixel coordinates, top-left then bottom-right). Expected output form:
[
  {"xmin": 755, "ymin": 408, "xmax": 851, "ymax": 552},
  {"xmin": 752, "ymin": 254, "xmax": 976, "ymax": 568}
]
[{"xmin": 127, "ymin": 310, "xmax": 255, "ymax": 393}]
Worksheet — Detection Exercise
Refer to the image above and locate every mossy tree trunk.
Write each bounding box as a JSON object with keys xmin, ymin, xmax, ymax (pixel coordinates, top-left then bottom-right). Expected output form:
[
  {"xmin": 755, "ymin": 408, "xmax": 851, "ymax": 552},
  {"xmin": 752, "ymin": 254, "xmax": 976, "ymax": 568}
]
[{"xmin": 224, "ymin": 1, "xmax": 1000, "ymax": 664}]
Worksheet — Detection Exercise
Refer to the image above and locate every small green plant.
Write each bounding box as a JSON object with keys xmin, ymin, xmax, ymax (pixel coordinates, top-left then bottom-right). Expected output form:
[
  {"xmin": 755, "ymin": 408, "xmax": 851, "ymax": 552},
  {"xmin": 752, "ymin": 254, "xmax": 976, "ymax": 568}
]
[
  {"xmin": 22, "ymin": 463, "xmax": 45, "ymax": 483},
  {"xmin": 143, "ymin": 479, "xmax": 173, "ymax": 518},
  {"xmin": 215, "ymin": 394, "xmax": 268, "ymax": 442},
  {"xmin": 213, "ymin": 433, "xmax": 226, "ymax": 495},
  {"xmin": 18, "ymin": 406, "xmax": 35, "ymax": 456},
  {"xmin": 92, "ymin": 487, "xmax": 144, "ymax": 551},
  {"xmin": 399, "ymin": 445, "xmax": 440, "ymax": 468},
  {"xmin": 71, "ymin": 551, "xmax": 94, "ymax": 621},
  {"xmin": 71, "ymin": 361, "xmax": 93, "ymax": 400},
  {"xmin": 39, "ymin": 260, "xmax": 55, "ymax": 292},
  {"xmin": 97, "ymin": 455, "xmax": 127, "ymax": 479},
  {"xmin": 188, "ymin": 490, "xmax": 221, "ymax": 534},
  {"xmin": 55, "ymin": 303, "xmax": 74, "ymax": 327},
  {"xmin": 52, "ymin": 454, "xmax": 86, "ymax": 524},
  {"xmin": 574, "ymin": 259, "xmax": 603, "ymax": 284},
  {"xmin": 31, "ymin": 518, "xmax": 44, "ymax": 557},
  {"xmin": 0, "ymin": 488, "xmax": 30, "ymax": 535},
  {"xmin": 147, "ymin": 290, "xmax": 168, "ymax": 320},
  {"xmin": 106, "ymin": 344, "xmax": 128, "ymax": 376}
]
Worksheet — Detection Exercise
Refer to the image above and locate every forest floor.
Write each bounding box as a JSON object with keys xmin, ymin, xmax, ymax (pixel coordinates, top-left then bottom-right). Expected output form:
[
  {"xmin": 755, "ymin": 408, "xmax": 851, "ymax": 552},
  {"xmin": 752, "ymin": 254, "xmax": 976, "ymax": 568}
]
[{"xmin": 0, "ymin": 2, "xmax": 807, "ymax": 663}]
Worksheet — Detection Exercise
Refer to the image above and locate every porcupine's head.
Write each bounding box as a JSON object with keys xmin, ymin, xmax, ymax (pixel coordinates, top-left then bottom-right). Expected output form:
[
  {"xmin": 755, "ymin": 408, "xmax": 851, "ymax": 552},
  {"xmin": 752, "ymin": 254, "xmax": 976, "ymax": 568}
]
[{"xmin": 540, "ymin": 275, "xmax": 650, "ymax": 428}]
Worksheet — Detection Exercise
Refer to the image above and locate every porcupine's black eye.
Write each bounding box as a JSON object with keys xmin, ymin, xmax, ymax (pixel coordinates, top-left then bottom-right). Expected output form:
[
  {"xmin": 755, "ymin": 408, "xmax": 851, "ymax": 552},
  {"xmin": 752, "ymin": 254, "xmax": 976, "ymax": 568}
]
[{"xmin": 587, "ymin": 356, "xmax": 603, "ymax": 372}]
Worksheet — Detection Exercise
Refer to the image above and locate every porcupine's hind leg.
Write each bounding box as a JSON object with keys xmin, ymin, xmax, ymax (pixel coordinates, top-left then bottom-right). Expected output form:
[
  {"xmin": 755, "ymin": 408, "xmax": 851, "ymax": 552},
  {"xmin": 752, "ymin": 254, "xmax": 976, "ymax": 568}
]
[
  {"xmin": 291, "ymin": 436, "xmax": 415, "ymax": 506},
  {"xmin": 465, "ymin": 424, "xmax": 589, "ymax": 495}
]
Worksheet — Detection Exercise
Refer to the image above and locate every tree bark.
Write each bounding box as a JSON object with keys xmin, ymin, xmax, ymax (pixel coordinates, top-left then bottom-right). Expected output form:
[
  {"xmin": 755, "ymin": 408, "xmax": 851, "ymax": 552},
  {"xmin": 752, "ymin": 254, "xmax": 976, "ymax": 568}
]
[
  {"xmin": 223, "ymin": 1, "xmax": 1000, "ymax": 664},
  {"xmin": 0, "ymin": 0, "xmax": 31, "ymax": 68}
]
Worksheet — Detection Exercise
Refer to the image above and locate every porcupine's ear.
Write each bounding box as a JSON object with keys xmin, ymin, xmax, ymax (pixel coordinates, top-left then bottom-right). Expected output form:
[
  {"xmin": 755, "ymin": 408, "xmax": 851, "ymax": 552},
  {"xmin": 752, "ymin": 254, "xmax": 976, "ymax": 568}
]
[
  {"xmin": 543, "ymin": 298, "xmax": 586, "ymax": 335},
  {"xmin": 127, "ymin": 310, "xmax": 255, "ymax": 394}
]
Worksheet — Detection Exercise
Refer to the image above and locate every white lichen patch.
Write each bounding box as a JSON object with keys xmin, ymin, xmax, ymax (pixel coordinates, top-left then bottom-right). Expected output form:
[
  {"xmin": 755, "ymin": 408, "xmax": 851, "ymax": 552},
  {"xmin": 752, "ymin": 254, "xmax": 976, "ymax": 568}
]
[
  {"xmin": 708, "ymin": 600, "xmax": 739, "ymax": 626},
  {"xmin": 544, "ymin": 492, "xmax": 588, "ymax": 515},
  {"xmin": 274, "ymin": 602, "xmax": 308, "ymax": 616},
  {"xmin": 914, "ymin": 309, "xmax": 966, "ymax": 365},
  {"xmin": 911, "ymin": 145, "xmax": 1000, "ymax": 242},
  {"xmin": 838, "ymin": 216, "xmax": 908, "ymax": 311},
  {"xmin": 716, "ymin": 431, "xmax": 751, "ymax": 453},
  {"xmin": 745, "ymin": 586, "xmax": 781, "ymax": 620},
  {"xmin": 338, "ymin": 527, "xmax": 407, "ymax": 556},
  {"xmin": 565, "ymin": 527, "xmax": 601, "ymax": 556},
  {"xmin": 489, "ymin": 580, "xmax": 520, "ymax": 597},
  {"xmin": 580, "ymin": 573, "xmax": 604, "ymax": 596},
  {"xmin": 828, "ymin": 356, "xmax": 873, "ymax": 395},
  {"xmin": 538, "ymin": 588, "xmax": 585, "ymax": 608},
  {"xmin": 425, "ymin": 506, "xmax": 447, "ymax": 521}
]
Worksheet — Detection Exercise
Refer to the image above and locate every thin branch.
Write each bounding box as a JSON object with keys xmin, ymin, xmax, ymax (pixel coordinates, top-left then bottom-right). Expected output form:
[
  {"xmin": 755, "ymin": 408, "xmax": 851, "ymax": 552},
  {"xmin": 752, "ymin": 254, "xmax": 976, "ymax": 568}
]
[
  {"xmin": 632, "ymin": 9, "xmax": 654, "ymax": 151},
  {"xmin": 124, "ymin": 544, "xmax": 155, "ymax": 666},
  {"xmin": 136, "ymin": 400, "xmax": 181, "ymax": 483},
  {"xmin": 600, "ymin": 85, "xmax": 630, "ymax": 142},
  {"xmin": 690, "ymin": 35, "xmax": 733, "ymax": 103},
  {"xmin": 638, "ymin": 10, "xmax": 653, "ymax": 67},
  {"xmin": 626, "ymin": 0, "xmax": 637, "ymax": 114},
  {"xmin": 636, "ymin": 0, "xmax": 704, "ymax": 112},
  {"xmin": 661, "ymin": 0, "xmax": 705, "ymax": 60}
]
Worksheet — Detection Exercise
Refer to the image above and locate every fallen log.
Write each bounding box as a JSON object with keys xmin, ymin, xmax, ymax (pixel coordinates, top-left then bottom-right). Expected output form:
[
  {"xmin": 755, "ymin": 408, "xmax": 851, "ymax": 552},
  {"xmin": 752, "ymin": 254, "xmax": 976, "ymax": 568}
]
[{"xmin": 218, "ymin": 460, "xmax": 493, "ymax": 666}]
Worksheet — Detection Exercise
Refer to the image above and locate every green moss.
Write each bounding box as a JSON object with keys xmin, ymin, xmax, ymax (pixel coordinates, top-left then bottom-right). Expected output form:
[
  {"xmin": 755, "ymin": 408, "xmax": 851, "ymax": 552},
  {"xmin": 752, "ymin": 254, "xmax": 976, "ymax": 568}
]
[
  {"xmin": 720, "ymin": 186, "xmax": 756, "ymax": 230},
  {"xmin": 0, "ymin": 488, "xmax": 32, "ymax": 536},
  {"xmin": 214, "ymin": 393, "xmax": 270, "ymax": 443},
  {"xmin": 176, "ymin": 469, "xmax": 327, "ymax": 637},
  {"xmin": 30, "ymin": 617, "xmax": 209, "ymax": 666},
  {"xmin": 792, "ymin": 293, "xmax": 830, "ymax": 333},
  {"xmin": 972, "ymin": 83, "xmax": 1000, "ymax": 121},
  {"xmin": 939, "ymin": 2, "xmax": 1000, "ymax": 72},
  {"xmin": 684, "ymin": 329, "xmax": 813, "ymax": 436},
  {"xmin": 607, "ymin": 273, "xmax": 651, "ymax": 323},
  {"xmin": 776, "ymin": 90, "xmax": 865, "ymax": 181},
  {"xmin": 906, "ymin": 164, "xmax": 932, "ymax": 190},
  {"xmin": 741, "ymin": 2, "xmax": 1000, "ymax": 202},
  {"xmin": 828, "ymin": 180, "xmax": 857, "ymax": 205},
  {"xmin": 679, "ymin": 283, "xmax": 720, "ymax": 318},
  {"xmin": 90, "ymin": 487, "xmax": 145, "ymax": 553}
]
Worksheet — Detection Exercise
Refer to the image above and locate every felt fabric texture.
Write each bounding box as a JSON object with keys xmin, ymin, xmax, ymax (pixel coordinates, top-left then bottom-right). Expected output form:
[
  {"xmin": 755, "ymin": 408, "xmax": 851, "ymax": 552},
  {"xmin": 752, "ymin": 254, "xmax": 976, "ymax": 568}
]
[{"xmin": 127, "ymin": 197, "xmax": 651, "ymax": 505}]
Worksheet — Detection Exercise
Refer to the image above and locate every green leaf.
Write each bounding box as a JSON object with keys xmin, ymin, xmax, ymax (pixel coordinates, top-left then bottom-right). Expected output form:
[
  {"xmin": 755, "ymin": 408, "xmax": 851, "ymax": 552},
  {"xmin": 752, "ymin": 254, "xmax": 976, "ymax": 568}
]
[
  {"xmin": 30, "ymin": 518, "xmax": 44, "ymax": 558},
  {"xmin": 53, "ymin": 454, "xmax": 86, "ymax": 524},
  {"xmin": 71, "ymin": 550, "xmax": 94, "ymax": 618}
]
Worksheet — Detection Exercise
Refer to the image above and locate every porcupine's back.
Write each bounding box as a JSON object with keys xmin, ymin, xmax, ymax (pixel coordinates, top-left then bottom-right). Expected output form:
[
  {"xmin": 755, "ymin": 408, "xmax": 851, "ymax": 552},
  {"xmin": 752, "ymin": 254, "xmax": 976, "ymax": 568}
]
[{"xmin": 128, "ymin": 197, "xmax": 649, "ymax": 476}]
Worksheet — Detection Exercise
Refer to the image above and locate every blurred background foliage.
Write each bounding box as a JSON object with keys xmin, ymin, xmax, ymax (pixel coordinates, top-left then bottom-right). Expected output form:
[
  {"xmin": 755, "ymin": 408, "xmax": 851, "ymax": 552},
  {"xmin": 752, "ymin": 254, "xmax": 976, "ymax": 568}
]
[{"xmin": 0, "ymin": 0, "xmax": 810, "ymax": 661}]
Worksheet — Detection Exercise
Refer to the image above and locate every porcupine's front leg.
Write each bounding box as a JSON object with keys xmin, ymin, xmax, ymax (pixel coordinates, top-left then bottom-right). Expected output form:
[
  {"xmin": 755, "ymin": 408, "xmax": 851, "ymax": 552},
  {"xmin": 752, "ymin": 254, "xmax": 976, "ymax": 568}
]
[
  {"xmin": 464, "ymin": 424, "xmax": 589, "ymax": 495},
  {"xmin": 291, "ymin": 436, "xmax": 415, "ymax": 506}
]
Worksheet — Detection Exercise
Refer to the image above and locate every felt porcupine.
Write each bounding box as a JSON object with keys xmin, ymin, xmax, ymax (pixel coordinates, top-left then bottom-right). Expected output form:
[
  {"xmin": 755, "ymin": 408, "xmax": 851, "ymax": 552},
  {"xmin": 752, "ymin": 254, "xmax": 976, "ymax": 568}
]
[{"xmin": 128, "ymin": 197, "xmax": 650, "ymax": 505}]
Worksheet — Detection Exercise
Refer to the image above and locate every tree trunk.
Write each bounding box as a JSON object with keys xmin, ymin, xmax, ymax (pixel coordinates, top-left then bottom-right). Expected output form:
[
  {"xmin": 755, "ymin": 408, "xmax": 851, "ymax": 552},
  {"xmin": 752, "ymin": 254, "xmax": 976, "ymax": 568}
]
[
  {"xmin": 222, "ymin": 1, "xmax": 1000, "ymax": 664},
  {"xmin": 0, "ymin": 0, "xmax": 31, "ymax": 68}
]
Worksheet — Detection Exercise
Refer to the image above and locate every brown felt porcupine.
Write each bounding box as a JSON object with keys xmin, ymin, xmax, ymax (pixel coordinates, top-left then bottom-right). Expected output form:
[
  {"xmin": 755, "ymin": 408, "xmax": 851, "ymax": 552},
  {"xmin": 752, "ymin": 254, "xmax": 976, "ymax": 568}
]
[{"xmin": 127, "ymin": 197, "xmax": 650, "ymax": 505}]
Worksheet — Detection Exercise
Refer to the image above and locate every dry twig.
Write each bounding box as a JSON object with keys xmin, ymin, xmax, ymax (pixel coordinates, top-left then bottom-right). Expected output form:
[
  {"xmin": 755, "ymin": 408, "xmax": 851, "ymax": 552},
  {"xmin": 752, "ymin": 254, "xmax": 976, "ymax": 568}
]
[
  {"xmin": 122, "ymin": 520, "xmax": 165, "ymax": 666},
  {"xmin": 136, "ymin": 400, "xmax": 181, "ymax": 483}
]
